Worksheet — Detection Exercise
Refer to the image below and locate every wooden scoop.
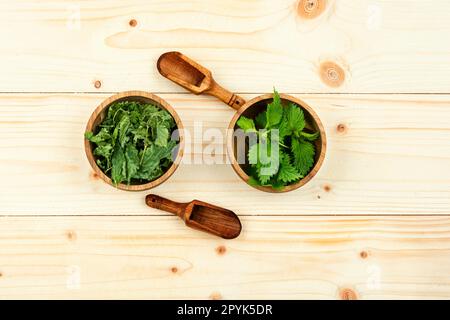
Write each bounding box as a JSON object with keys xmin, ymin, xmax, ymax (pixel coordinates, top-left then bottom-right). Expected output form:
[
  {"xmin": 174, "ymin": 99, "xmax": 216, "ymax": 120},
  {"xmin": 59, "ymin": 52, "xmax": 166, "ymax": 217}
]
[
  {"xmin": 157, "ymin": 51, "xmax": 246, "ymax": 110},
  {"xmin": 145, "ymin": 194, "xmax": 242, "ymax": 239}
]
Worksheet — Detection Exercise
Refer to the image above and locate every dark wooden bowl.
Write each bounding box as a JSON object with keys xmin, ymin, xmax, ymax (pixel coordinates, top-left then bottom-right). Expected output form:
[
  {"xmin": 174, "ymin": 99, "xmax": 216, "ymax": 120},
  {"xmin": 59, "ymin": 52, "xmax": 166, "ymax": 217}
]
[
  {"xmin": 227, "ymin": 93, "xmax": 326, "ymax": 193},
  {"xmin": 84, "ymin": 91, "xmax": 184, "ymax": 191}
]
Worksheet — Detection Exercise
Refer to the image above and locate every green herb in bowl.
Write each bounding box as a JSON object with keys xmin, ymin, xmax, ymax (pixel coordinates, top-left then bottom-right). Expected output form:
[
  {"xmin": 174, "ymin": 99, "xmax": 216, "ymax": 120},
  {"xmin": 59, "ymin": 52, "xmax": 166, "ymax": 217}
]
[
  {"xmin": 85, "ymin": 100, "xmax": 178, "ymax": 186},
  {"xmin": 236, "ymin": 89, "xmax": 319, "ymax": 190}
]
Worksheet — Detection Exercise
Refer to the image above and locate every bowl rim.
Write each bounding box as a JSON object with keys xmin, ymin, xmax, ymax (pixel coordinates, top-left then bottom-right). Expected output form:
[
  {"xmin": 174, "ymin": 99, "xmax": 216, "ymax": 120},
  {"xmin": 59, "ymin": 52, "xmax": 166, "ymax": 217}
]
[
  {"xmin": 226, "ymin": 93, "xmax": 327, "ymax": 193},
  {"xmin": 84, "ymin": 91, "xmax": 184, "ymax": 191}
]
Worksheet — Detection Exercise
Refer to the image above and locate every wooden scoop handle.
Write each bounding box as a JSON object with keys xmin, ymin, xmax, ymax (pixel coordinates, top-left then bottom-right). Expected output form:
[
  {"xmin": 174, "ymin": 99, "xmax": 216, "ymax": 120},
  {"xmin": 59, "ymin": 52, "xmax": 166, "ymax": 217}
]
[
  {"xmin": 145, "ymin": 194, "xmax": 186, "ymax": 218},
  {"xmin": 157, "ymin": 51, "xmax": 246, "ymax": 110},
  {"xmin": 207, "ymin": 81, "xmax": 246, "ymax": 111}
]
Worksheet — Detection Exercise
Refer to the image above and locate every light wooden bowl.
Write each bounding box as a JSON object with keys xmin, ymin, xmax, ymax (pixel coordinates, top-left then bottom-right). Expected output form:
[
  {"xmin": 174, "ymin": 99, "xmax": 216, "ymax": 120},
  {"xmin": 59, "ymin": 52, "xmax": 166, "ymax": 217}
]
[
  {"xmin": 84, "ymin": 91, "xmax": 184, "ymax": 191},
  {"xmin": 227, "ymin": 93, "xmax": 326, "ymax": 193}
]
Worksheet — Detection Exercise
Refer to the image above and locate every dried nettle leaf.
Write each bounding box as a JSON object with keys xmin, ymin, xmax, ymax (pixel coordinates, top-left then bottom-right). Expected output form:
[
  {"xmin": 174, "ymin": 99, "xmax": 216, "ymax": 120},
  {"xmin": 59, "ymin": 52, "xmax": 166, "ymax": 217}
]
[{"xmin": 85, "ymin": 101, "xmax": 178, "ymax": 185}]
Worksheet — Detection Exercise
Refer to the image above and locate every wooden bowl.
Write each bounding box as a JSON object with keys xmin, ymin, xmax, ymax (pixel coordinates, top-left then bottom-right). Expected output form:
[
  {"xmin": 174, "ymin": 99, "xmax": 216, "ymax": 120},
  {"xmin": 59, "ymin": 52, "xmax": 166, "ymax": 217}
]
[
  {"xmin": 227, "ymin": 93, "xmax": 326, "ymax": 193},
  {"xmin": 84, "ymin": 91, "xmax": 184, "ymax": 191}
]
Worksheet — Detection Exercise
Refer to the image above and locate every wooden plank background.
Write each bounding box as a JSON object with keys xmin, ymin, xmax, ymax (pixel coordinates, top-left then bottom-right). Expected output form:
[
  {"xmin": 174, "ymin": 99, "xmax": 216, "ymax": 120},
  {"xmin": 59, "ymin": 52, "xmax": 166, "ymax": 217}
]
[
  {"xmin": 1, "ymin": 0, "xmax": 450, "ymax": 93},
  {"xmin": 0, "ymin": 0, "xmax": 450, "ymax": 299},
  {"xmin": 0, "ymin": 216, "xmax": 449, "ymax": 299},
  {"xmin": 1, "ymin": 93, "xmax": 450, "ymax": 215}
]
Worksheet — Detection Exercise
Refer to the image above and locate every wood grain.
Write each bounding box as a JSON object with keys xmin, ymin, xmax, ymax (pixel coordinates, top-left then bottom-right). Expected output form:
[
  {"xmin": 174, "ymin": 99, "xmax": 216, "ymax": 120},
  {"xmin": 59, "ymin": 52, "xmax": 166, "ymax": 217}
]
[
  {"xmin": 1, "ymin": 0, "xmax": 450, "ymax": 93},
  {"xmin": 0, "ymin": 215, "xmax": 449, "ymax": 299},
  {"xmin": 1, "ymin": 93, "xmax": 450, "ymax": 215}
]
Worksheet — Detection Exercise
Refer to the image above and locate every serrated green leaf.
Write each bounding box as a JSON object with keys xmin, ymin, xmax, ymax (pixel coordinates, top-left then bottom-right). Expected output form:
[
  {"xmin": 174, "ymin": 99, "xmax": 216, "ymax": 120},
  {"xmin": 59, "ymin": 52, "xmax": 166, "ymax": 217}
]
[
  {"xmin": 117, "ymin": 115, "xmax": 130, "ymax": 148},
  {"xmin": 248, "ymin": 138, "xmax": 277, "ymax": 166},
  {"xmin": 277, "ymin": 153, "xmax": 303, "ymax": 183},
  {"xmin": 270, "ymin": 179, "xmax": 285, "ymax": 191},
  {"xmin": 131, "ymin": 125, "xmax": 151, "ymax": 146},
  {"xmin": 257, "ymin": 165, "xmax": 272, "ymax": 185},
  {"xmin": 111, "ymin": 145, "xmax": 126, "ymax": 185},
  {"xmin": 137, "ymin": 142, "xmax": 177, "ymax": 180},
  {"xmin": 240, "ymin": 88, "xmax": 319, "ymax": 189},
  {"xmin": 255, "ymin": 111, "xmax": 267, "ymax": 129},
  {"xmin": 300, "ymin": 131, "xmax": 320, "ymax": 141},
  {"xmin": 277, "ymin": 113, "xmax": 289, "ymax": 141},
  {"xmin": 155, "ymin": 123, "xmax": 169, "ymax": 147},
  {"xmin": 125, "ymin": 144, "xmax": 139, "ymax": 183},
  {"xmin": 85, "ymin": 131, "xmax": 94, "ymax": 140},
  {"xmin": 291, "ymin": 138, "xmax": 315, "ymax": 176},
  {"xmin": 247, "ymin": 176, "xmax": 261, "ymax": 187},
  {"xmin": 256, "ymin": 141, "xmax": 280, "ymax": 184},
  {"xmin": 236, "ymin": 116, "xmax": 256, "ymax": 132},
  {"xmin": 88, "ymin": 100, "xmax": 178, "ymax": 186},
  {"xmin": 85, "ymin": 127, "xmax": 111, "ymax": 145},
  {"xmin": 266, "ymin": 89, "xmax": 284, "ymax": 128},
  {"xmin": 286, "ymin": 103, "xmax": 305, "ymax": 133},
  {"xmin": 93, "ymin": 144, "xmax": 113, "ymax": 169},
  {"xmin": 248, "ymin": 143, "xmax": 258, "ymax": 165},
  {"xmin": 139, "ymin": 146, "xmax": 163, "ymax": 177},
  {"xmin": 258, "ymin": 162, "xmax": 279, "ymax": 182},
  {"xmin": 164, "ymin": 140, "xmax": 178, "ymax": 162}
]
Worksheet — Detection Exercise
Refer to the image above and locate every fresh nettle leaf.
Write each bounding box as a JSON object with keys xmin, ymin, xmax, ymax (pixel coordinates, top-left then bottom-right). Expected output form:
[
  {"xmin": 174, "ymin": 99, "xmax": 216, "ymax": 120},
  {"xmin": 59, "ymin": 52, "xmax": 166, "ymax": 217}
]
[
  {"xmin": 257, "ymin": 166, "xmax": 272, "ymax": 185},
  {"xmin": 300, "ymin": 131, "xmax": 320, "ymax": 141},
  {"xmin": 236, "ymin": 116, "xmax": 256, "ymax": 133},
  {"xmin": 255, "ymin": 111, "xmax": 267, "ymax": 129},
  {"xmin": 248, "ymin": 138, "xmax": 275, "ymax": 166},
  {"xmin": 291, "ymin": 138, "xmax": 315, "ymax": 176},
  {"xmin": 277, "ymin": 153, "xmax": 303, "ymax": 183},
  {"xmin": 236, "ymin": 88, "xmax": 320, "ymax": 190},
  {"xmin": 248, "ymin": 139, "xmax": 279, "ymax": 186},
  {"xmin": 248, "ymin": 143, "xmax": 259, "ymax": 165},
  {"xmin": 85, "ymin": 100, "xmax": 178, "ymax": 186},
  {"xmin": 285, "ymin": 103, "xmax": 305, "ymax": 134},
  {"xmin": 265, "ymin": 89, "xmax": 284, "ymax": 128},
  {"xmin": 247, "ymin": 176, "xmax": 261, "ymax": 187}
]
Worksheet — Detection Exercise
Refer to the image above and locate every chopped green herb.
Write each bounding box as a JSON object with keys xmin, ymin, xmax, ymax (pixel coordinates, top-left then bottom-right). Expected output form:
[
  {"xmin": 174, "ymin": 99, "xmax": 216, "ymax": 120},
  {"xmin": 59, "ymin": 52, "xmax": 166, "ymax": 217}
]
[{"xmin": 85, "ymin": 100, "xmax": 178, "ymax": 185}]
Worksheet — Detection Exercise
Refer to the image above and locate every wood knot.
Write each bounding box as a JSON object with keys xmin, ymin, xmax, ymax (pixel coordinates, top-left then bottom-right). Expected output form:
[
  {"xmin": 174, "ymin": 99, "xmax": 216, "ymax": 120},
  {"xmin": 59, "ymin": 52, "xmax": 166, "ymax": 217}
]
[
  {"xmin": 360, "ymin": 251, "xmax": 369, "ymax": 259},
  {"xmin": 297, "ymin": 0, "xmax": 326, "ymax": 19},
  {"xmin": 339, "ymin": 288, "xmax": 358, "ymax": 300},
  {"xmin": 323, "ymin": 184, "xmax": 331, "ymax": 192},
  {"xmin": 210, "ymin": 292, "xmax": 222, "ymax": 300},
  {"xmin": 94, "ymin": 80, "xmax": 102, "ymax": 89},
  {"xmin": 319, "ymin": 61, "xmax": 345, "ymax": 87},
  {"xmin": 90, "ymin": 171, "xmax": 101, "ymax": 181},
  {"xmin": 336, "ymin": 123, "xmax": 347, "ymax": 134},
  {"xmin": 66, "ymin": 230, "xmax": 77, "ymax": 241},
  {"xmin": 0, "ymin": 271, "xmax": 3, "ymax": 278},
  {"xmin": 129, "ymin": 19, "xmax": 138, "ymax": 27},
  {"xmin": 216, "ymin": 245, "xmax": 227, "ymax": 255},
  {"xmin": 171, "ymin": 266, "xmax": 178, "ymax": 274}
]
